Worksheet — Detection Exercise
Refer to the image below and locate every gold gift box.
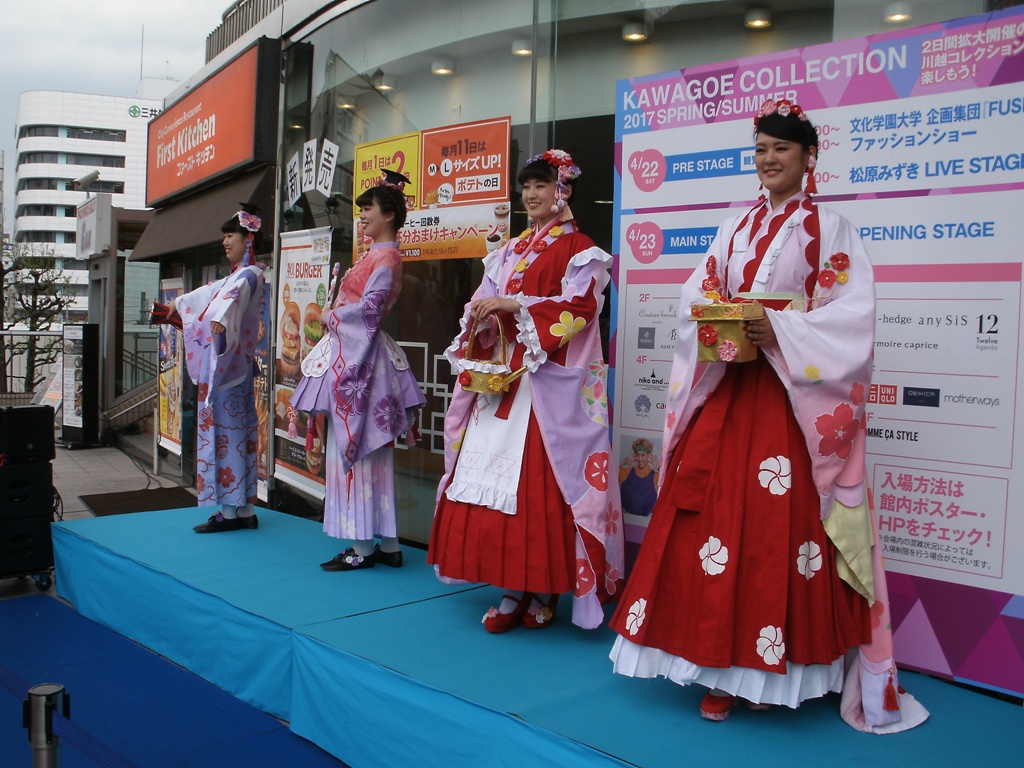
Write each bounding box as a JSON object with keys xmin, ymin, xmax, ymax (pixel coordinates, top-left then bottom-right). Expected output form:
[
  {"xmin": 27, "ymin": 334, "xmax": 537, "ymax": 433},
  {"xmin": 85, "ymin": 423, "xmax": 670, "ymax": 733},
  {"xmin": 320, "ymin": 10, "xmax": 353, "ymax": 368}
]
[{"xmin": 689, "ymin": 299, "xmax": 764, "ymax": 363}]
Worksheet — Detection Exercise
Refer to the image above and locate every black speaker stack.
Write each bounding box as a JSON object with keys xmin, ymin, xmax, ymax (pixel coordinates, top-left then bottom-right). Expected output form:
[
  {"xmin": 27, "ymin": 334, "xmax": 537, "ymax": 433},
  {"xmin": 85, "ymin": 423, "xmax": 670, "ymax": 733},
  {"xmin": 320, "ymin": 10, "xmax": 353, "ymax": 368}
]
[{"xmin": 0, "ymin": 405, "xmax": 56, "ymax": 587}]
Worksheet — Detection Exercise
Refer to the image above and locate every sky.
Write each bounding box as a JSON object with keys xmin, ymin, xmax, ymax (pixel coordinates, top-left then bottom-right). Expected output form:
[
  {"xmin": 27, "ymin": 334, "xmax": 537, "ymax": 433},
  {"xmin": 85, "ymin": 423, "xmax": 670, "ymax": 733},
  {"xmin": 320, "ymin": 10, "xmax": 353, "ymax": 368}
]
[{"xmin": 1, "ymin": 0, "xmax": 229, "ymax": 231}]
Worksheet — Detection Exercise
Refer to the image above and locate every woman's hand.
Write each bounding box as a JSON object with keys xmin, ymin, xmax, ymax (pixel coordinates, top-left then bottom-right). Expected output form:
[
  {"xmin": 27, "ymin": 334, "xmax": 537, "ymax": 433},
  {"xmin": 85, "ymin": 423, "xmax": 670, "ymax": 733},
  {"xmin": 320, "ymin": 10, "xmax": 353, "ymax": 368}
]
[
  {"xmin": 469, "ymin": 297, "xmax": 519, "ymax": 321},
  {"xmin": 742, "ymin": 316, "xmax": 777, "ymax": 347},
  {"xmin": 210, "ymin": 321, "xmax": 226, "ymax": 334}
]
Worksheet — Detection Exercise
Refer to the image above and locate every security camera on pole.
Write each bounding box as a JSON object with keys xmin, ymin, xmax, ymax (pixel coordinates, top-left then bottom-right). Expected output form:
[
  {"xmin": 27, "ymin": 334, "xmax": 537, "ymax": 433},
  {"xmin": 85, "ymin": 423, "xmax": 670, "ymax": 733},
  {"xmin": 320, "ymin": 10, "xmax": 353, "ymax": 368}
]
[{"xmin": 73, "ymin": 170, "xmax": 100, "ymax": 191}]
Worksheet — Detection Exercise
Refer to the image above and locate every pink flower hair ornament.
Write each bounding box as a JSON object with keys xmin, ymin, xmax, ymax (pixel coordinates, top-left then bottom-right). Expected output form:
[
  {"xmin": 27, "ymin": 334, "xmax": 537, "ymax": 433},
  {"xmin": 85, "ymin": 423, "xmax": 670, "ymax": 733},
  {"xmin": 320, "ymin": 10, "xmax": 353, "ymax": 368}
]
[
  {"xmin": 753, "ymin": 98, "xmax": 810, "ymax": 129},
  {"xmin": 753, "ymin": 100, "xmax": 818, "ymax": 194}
]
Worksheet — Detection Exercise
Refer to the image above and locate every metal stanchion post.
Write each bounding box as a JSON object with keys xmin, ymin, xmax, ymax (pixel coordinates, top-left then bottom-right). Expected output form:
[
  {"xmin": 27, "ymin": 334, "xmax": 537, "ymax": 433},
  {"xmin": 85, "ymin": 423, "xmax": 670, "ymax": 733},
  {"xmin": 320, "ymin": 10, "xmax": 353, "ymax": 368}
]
[{"xmin": 23, "ymin": 683, "xmax": 70, "ymax": 768}]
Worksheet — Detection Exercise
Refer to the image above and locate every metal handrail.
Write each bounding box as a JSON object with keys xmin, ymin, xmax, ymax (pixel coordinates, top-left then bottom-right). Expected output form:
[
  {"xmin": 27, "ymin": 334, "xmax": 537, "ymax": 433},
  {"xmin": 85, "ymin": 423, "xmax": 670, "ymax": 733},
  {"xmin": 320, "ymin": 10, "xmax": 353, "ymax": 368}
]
[
  {"xmin": 122, "ymin": 349, "xmax": 159, "ymax": 379},
  {"xmin": 104, "ymin": 390, "xmax": 157, "ymax": 421}
]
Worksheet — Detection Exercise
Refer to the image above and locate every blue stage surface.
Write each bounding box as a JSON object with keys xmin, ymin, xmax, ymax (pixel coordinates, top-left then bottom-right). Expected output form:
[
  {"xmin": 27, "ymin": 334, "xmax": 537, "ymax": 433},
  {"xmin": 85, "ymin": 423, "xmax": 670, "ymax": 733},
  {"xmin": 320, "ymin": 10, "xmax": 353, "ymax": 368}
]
[{"xmin": 52, "ymin": 508, "xmax": 1021, "ymax": 768}]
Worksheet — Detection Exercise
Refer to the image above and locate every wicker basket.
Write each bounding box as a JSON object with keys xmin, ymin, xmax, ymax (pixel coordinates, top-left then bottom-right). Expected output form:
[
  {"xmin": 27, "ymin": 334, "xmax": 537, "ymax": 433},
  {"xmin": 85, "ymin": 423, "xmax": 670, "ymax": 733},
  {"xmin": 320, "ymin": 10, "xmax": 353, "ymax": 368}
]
[{"xmin": 457, "ymin": 316, "xmax": 527, "ymax": 394}]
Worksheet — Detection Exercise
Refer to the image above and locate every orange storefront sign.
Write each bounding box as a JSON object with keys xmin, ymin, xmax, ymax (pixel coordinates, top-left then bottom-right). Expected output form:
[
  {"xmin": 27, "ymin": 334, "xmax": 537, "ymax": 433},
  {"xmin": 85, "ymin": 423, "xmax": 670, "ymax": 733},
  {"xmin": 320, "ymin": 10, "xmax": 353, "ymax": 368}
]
[{"xmin": 146, "ymin": 46, "xmax": 259, "ymax": 206}]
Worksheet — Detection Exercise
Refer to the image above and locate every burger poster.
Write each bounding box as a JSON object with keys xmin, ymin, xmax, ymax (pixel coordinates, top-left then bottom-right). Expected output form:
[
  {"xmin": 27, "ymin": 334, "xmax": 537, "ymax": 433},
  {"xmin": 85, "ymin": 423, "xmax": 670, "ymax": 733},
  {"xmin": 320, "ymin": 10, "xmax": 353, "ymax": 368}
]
[
  {"xmin": 157, "ymin": 279, "xmax": 184, "ymax": 455},
  {"xmin": 274, "ymin": 227, "xmax": 332, "ymax": 498},
  {"xmin": 254, "ymin": 275, "xmax": 273, "ymax": 502}
]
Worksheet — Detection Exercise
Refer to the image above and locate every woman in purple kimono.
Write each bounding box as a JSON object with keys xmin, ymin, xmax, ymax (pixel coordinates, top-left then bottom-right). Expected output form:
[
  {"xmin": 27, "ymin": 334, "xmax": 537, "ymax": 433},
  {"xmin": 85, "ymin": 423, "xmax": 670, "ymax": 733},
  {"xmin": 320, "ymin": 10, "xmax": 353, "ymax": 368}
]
[
  {"xmin": 174, "ymin": 206, "xmax": 266, "ymax": 533},
  {"xmin": 429, "ymin": 150, "xmax": 625, "ymax": 632},
  {"xmin": 291, "ymin": 175, "xmax": 425, "ymax": 570}
]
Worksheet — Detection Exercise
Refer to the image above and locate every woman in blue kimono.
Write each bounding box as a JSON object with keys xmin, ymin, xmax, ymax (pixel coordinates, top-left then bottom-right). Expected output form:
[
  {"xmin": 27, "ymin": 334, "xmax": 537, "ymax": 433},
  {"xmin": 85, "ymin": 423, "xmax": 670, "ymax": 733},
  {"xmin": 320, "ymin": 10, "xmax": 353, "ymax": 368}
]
[{"xmin": 174, "ymin": 206, "xmax": 267, "ymax": 532}]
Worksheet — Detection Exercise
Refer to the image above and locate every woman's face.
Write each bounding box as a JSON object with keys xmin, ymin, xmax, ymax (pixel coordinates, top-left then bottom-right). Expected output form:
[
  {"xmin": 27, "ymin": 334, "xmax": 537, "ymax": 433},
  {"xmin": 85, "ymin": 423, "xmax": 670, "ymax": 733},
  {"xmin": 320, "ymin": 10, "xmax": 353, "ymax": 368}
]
[
  {"xmin": 521, "ymin": 177, "xmax": 559, "ymax": 224},
  {"xmin": 359, "ymin": 198, "xmax": 394, "ymax": 242},
  {"xmin": 633, "ymin": 449, "xmax": 651, "ymax": 468},
  {"xmin": 754, "ymin": 132, "xmax": 814, "ymax": 206},
  {"xmin": 223, "ymin": 231, "xmax": 247, "ymax": 263}
]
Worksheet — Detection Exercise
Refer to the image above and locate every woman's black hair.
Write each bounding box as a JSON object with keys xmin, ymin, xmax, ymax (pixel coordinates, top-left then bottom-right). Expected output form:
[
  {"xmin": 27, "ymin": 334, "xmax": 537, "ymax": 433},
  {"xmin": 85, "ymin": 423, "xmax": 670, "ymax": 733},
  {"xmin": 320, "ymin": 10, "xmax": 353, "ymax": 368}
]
[
  {"xmin": 221, "ymin": 205, "xmax": 264, "ymax": 252},
  {"xmin": 755, "ymin": 112, "xmax": 819, "ymax": 150},
  {"xmin": 516, "ymin": 159, "xmax": 580, "ymax": 201},
  {"xmin": 355, "ymin": 185, "xmax": 407, "ymax": 231},
  {"xmin": 517, "ymin": 158, "xmax": 557, "ymax": 185}
]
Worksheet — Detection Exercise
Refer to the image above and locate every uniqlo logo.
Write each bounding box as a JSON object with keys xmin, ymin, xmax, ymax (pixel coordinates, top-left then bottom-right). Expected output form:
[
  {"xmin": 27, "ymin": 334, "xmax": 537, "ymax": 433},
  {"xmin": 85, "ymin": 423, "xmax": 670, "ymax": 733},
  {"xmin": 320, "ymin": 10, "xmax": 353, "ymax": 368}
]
[{"xmin": 869, "ymin": 384, "xmax": 898, "ymax": 405}]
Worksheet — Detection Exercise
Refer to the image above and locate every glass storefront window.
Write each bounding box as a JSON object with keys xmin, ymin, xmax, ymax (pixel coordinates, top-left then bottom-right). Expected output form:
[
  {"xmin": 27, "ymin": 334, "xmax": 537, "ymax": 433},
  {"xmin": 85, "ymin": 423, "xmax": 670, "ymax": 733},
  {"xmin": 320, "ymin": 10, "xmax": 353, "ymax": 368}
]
[{"xmin": 277, "ymin": 0, "xmax": 984, "ymax": 540}]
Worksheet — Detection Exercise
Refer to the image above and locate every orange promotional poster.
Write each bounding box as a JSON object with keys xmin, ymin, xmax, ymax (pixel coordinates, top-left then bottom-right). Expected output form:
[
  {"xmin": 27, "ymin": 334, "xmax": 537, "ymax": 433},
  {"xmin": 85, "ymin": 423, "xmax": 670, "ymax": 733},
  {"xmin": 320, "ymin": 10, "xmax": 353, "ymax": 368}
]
[
  {"xmin": 420, "ymin": 117, "xmax": 510, "ymax": 207},
  {"xmin": 353, "ymin": 118, "xmax": 511, "ymax": 261},
  {"xmin": 157, "ymin": 279, "xmax": 184, "ymax": 455}
]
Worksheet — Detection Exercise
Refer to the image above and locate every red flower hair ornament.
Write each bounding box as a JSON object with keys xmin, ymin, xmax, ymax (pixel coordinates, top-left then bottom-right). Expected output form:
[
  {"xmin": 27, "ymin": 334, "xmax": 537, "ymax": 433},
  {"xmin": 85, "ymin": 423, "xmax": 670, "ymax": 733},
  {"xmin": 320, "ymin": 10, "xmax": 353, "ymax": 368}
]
[{"xmin": 526, "ymin": 149, "xmax": 582, "ymax": 213}]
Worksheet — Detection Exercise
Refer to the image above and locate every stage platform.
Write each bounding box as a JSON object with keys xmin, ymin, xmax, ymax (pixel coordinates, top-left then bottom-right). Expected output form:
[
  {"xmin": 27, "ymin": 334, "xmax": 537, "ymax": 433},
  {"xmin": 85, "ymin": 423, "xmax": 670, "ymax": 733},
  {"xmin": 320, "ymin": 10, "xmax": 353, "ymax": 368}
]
[{"xmin": 52, "ymin": 508, "xmax": 1020, "ymax": 767}]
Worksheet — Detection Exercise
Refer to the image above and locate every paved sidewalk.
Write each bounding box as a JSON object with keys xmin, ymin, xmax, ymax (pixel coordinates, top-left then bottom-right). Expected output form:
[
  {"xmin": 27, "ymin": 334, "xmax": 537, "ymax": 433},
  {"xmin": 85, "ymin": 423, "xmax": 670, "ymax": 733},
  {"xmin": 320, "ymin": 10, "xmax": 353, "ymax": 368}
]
[{"xmin": 53, "ymin": 436, "xmax": 187, "ymax": 522}]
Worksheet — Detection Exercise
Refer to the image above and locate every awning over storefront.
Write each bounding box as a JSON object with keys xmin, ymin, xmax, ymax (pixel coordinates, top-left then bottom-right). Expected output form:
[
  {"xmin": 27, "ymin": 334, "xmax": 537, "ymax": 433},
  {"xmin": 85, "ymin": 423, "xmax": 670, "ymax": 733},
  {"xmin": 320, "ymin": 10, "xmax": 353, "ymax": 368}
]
[{"xmin": 129, "ymin": 167, "xmax": 275, "ymax": 261}]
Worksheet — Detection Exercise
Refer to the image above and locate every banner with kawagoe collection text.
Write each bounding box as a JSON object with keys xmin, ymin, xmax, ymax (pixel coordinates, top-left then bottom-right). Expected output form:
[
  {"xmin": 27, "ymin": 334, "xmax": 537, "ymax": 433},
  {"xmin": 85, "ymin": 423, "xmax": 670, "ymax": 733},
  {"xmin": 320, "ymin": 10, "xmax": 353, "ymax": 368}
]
[{"xmin": 613, "ymin": 7, "xmax": 1024, "ymax": 697}]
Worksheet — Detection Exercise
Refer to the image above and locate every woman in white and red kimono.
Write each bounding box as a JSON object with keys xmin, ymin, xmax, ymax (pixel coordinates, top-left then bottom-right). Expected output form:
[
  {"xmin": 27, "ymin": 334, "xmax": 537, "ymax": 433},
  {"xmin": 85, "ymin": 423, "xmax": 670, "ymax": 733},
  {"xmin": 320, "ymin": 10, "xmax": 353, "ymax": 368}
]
[
  {"xmin": 609, "ymin": 101, "xmax": 928, "ymax": 732},
  {"xmin": 429, "ymin": 150, "xmax": 625, "ymax": 632}
]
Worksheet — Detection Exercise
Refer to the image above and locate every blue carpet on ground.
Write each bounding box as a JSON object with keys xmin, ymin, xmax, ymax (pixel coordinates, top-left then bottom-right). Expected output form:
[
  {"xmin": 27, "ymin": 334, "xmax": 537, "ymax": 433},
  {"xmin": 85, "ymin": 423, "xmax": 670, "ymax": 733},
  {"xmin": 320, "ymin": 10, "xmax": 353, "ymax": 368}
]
[{"xmin": 0, "ymin": 593, "xmax": 346, "ymax": 768}]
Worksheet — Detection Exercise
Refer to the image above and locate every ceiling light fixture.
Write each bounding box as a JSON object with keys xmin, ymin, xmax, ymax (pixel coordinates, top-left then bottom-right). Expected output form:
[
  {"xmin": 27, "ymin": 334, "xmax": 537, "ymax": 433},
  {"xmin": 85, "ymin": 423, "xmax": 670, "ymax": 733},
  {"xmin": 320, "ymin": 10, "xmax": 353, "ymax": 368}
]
[
  {"xmin": 744, "ymin": 7, "xmax": 772, "ymax": 30},
  {"xmin": 622, "ymin": 22, "xmax": 649, "ymax": 43},
  {"xmin": 511, "ymin": 39, "xmax": 532, "ymax": 56},
  {"xmin": 884, "ymin": 2, "xmax": 912, "ymax": 23},
  {"xmin": 374, "ymin": 73, "xmax": 396, "ymax": 91},
  {"xmin": 337, "ymin": 100, "xmax": 356, "ymax": 110},
  {"xmin": 431, "ymin": 58, "xmax": 455, "ymax": 76}
]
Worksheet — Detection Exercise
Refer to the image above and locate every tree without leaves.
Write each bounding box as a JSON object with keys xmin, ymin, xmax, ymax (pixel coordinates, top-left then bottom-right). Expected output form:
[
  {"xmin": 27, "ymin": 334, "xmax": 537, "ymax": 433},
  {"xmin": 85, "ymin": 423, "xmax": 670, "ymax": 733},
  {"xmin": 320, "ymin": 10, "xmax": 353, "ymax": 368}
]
[{"xmin": 1, "ymin": 244, "xmax": 74, "ymax": 393}]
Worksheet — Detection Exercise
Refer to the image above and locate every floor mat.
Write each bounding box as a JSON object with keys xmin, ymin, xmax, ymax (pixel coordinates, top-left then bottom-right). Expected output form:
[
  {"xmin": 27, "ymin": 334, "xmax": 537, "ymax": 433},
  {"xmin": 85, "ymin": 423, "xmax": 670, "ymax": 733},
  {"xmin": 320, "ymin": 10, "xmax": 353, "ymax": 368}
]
[{"xmin": 79, "ymin": 486, "xmax": 196, "ymax": 516}]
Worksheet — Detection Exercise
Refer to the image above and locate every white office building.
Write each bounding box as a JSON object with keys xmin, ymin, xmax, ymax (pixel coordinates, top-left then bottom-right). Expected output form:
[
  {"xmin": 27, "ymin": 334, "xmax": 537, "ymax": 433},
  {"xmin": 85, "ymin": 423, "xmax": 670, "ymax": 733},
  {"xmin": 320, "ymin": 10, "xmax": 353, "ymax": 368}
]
[{"xmin": 12, "ymin": 88, "xmax": 167, "ymax": 321}]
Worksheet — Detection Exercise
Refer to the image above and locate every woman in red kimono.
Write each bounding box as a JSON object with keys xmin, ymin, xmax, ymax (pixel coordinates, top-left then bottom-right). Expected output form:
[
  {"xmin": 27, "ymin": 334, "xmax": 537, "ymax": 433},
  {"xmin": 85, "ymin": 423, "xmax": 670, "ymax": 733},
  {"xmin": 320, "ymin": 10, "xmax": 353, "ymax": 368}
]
[
  {"xmin": 429, "ymin": 150, "xmax": 624, "ymax": 633},
  {"xmin": 609, "ymin": 102, "xmax": 927, "ymax": 732}
]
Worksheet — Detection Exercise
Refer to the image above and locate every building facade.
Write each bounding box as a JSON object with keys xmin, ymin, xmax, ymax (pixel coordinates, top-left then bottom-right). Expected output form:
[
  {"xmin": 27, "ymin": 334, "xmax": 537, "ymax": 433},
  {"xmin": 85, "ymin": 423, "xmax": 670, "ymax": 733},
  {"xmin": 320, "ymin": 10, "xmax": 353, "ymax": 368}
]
[
  {"xmin": 12, "ymin": 90, "xmax": 164, "ymax": 321},
  {"xmin": 144, "ymin": 0, "xmax": 999, "ymax": 539}
]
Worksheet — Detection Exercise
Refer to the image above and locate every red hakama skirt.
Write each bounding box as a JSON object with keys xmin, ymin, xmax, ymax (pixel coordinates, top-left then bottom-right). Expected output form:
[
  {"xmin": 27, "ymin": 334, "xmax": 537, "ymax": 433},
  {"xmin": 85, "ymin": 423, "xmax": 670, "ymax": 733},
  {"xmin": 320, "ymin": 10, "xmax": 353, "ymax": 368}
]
[
  {"xmin": 429, "ymin": 413, "xmax": 577, "ymax": 594},
  {"xmin": 611, "ymin": 356, "xmax": 870, "ymax": 671}
]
